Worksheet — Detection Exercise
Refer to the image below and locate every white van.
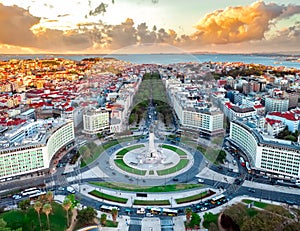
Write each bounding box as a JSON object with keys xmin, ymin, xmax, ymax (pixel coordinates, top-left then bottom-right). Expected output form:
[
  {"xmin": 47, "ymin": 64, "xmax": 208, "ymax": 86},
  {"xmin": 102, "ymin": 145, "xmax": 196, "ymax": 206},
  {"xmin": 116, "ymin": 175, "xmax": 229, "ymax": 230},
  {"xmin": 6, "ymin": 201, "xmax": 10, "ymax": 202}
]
[{"xmin": 66, "ymin": 186, "xmax": 76, "ymax": 194}]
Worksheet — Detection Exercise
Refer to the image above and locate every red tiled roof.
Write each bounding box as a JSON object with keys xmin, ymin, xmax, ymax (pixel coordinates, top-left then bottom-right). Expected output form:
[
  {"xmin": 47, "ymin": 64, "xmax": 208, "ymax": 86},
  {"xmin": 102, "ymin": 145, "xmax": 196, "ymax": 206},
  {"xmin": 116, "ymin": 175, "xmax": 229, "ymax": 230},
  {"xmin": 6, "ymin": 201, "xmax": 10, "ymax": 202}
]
[
  {"xmin": 268, "ymin": 111, "xmax": 299, "ymax": 121},
  {"xmin": 254, "ymin": 104, "xmax": 264, "ymax": 109},
  {"xmin": 225, "ymin": 102, "xmax": 233, "ymax": 109},
  {"xmin": 265, "ymin": 118, "xmax": 282, "ymax": 126}
]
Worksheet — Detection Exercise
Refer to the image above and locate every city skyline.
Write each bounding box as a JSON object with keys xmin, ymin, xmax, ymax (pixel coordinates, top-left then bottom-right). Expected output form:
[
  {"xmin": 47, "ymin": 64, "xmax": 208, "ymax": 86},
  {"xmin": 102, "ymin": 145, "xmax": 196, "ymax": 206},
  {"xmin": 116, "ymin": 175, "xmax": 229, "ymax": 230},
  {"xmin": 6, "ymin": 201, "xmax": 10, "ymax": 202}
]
[{"xmin": 0, "ymin": 0, "xmax": 300, "ymax": 54}]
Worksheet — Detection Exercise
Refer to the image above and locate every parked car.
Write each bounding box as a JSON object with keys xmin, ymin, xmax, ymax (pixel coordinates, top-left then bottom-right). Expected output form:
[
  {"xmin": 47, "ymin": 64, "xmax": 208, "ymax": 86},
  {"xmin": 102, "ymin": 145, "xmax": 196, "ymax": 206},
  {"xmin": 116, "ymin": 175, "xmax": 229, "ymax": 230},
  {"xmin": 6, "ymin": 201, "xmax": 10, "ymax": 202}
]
[
  {"xmin": 198, "ymin": 178, "xmax": 204, "ymax": 183},
  {"xmin": 66, "ymin": 186, "xmax": 76, "ymax": 194}
]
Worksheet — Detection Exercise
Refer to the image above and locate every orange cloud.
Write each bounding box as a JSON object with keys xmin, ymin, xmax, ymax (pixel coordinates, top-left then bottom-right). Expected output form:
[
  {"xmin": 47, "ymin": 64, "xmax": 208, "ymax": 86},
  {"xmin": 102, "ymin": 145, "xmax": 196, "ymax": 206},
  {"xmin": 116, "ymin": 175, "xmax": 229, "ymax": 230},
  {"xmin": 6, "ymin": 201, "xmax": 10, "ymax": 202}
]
[
  {"xmin": 192, "ymin": 1, "xmax": 300, "ymax": 44},
  {"xmin": 0, "ymin": 1, "xmax": 300, "ymax": 54}
]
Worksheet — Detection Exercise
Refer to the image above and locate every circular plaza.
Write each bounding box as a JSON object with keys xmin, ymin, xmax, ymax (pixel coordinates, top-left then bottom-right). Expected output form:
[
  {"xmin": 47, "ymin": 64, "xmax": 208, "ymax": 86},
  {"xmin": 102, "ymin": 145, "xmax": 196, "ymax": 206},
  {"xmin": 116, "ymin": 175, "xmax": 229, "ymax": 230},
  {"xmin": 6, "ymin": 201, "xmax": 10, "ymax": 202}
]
[{"xmin": 110, "ymin": 142, "xmax": 194, "ymax": 178}]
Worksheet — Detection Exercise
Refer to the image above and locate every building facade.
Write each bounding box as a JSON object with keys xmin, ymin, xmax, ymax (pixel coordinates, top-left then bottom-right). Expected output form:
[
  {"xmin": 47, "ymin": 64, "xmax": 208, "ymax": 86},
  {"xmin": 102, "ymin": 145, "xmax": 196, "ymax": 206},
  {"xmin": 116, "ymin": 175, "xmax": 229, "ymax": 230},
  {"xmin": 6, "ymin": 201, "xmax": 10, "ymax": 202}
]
[
  {"xmin": 0, "ymin": 120, "xmax": 75, "ymax": 179},
  {"xmin": 230, "ymin": 120, "xmax": 300, "ymax": 179},
  {"xmin": 83, "ymin": 108, "xmax": 110, "ymax": 135},
  {"xmin": 265, "ymin": 97, "xmax": 289, "ymax": 113}
]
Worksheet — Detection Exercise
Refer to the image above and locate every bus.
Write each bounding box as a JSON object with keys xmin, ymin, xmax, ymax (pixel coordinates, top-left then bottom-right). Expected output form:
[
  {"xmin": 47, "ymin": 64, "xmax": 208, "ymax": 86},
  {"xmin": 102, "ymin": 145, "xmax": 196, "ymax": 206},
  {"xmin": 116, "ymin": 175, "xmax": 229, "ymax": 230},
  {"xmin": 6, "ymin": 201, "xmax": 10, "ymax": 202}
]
[
  {"xmin": 21, "ymin": 187, "xmax": 41, "ymax": 197},
  {"xmin": 162, "ymin": 208, "xmax": 178, "ymax": 216},
  {"xmin": 150, "ymin": 207, "xmax": 162, "ymax": 215},
  {"xmin": 29, "ymin": 191, "xmax": 46, "ymax": 201},
  {"xmin": 211, "ymin": 194, "xmax": 226, "ymax": 204},
  {"xmin": 100, "ymin": 205, "xmax": 119, "ymax": 214}
]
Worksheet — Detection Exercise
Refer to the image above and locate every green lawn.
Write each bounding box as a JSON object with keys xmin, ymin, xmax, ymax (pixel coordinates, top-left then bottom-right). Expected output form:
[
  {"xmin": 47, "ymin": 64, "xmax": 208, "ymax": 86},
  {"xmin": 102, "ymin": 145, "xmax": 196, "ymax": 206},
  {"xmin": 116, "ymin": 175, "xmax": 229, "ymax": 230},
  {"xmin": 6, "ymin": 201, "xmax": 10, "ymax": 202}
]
[
  {"xmin": 175, "ymin": 190, "xmax": 214, "ymax": 204},
  {"xmin": 105, "ymin": 220, "xmax": 119, "ymax": 227},
  {"xmin": 133, "ymin": 199, "xmax": 170, "ymax": 206},
  {"xmin": 115, "ymin": 144, "xmax": 144, "ymax": 157},
  {"xmin": 161, "ymin": 145, "xmax": 187, "ymax": 156},
  {"xmin": 242, "ymin": 199, "xmax": 269, "ymax": 209},
  {"xmin": 89, "ymin": 190, "xmax": 128, "ymax": 204},
  {"xmin": 89, "ymin": 182, "xmax": 202, "ymax": 192},
  {"xmin": 114, "ymin": 159, "xmax": 146, "ymax": 175},
  {"xmin": 157, "ymin": 159, "xmax": 189, "ymax": 176},
  {"xmin": 80, "ymin": 137, "xmax": 142, "ymax": 167},
  {"xmin": 0, "ymin": 202, "xmax": 67, "ymax": 231}
]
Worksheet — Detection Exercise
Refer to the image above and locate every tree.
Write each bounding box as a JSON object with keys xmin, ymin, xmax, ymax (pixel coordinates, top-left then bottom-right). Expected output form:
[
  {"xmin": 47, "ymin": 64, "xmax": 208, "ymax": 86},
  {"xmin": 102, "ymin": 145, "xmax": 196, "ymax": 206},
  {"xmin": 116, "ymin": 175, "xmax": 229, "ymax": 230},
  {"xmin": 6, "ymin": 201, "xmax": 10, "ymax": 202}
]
[
  {"xmin": 18, "ymin": 199, "xmax": 30, "ymax": 211},
  {"xmin": 34, "ymin": 201, "xmax": 43, "ymax": 230},
  {"xmin": 223, "ymin": 203, "xmax": 248, "ymax": 227},
  {"xmin": 66, "ymin": 194, "xmax": 79, "ymax": 209},
  {"xmin": 0, "ymin": 218, "xmax": 22, "ymax": 231},
  {"xmin": 45, "ymin": 191, "xmax": 54, "ymax": 204},
  {"xmin": 42, "ymin": 203, "xmax": 52, "ymax": 231},
  {"xmin": 208, "ymin": 222, "xmax": 219, "ymax": 231},
  {"xmin": 284, "ymin": 222, "xmax": 300, "ymax": 231},
  {"xmin": 111, "ymin": 208, "xmax": 118, "ymax": 224},
  {"xmin": 185, "ymin": 207, "xmax": 192, "ymax": 224},
  {"xmin": 203, "ymin": 212, "xmax": 218, "ymax": 229},
  {"xmin": 77, "ymin": 207, "xmax": 97, "ymax": 225},
  {"xmin": 189, "ymin": 212, "xmax": 201, "ymax": 229},
  {"xmin": 62, "ymin": 198, "xmax": 72, "ymax": 227},
  {"xmin": 100, "ymin": 214, "xmax": 107, "ymax": 226},
  {"xmin": 242, "ymin": 210, "xmax": 284, "ymax": 231}
]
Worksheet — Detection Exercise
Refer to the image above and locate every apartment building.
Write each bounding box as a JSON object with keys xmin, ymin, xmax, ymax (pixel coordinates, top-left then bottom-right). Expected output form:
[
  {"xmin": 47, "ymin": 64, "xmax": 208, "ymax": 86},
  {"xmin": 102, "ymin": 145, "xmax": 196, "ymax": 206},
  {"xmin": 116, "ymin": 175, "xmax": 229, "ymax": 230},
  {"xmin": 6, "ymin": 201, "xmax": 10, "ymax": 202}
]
[
  {"xmin": 230, "ymin": 119, "xmax": 300, "ymax": 178},
  {"xmin": 83, "ymin": 108, "xmax": 110, "ymax": 135},
  {"xmin": 0, "ymin": 119, "xmax": 74, "ymax": 179}
]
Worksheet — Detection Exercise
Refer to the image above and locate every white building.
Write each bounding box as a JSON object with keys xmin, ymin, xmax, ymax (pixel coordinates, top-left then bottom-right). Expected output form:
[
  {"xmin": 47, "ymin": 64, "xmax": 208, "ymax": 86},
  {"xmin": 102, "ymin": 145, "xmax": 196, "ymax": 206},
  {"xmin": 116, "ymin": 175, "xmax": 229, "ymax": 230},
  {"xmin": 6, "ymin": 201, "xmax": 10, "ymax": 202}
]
[
  {"xmin": 223, "ymin": 102, "xmax": 257, "ymax": 121},
  {"xmin": 266, "ymin": 110, "xmax": 300, "ymax": 133},
  {"xmin": 265, "ymin": 97, "xmax": 289, "ymax": 113},
  {"xmin": 170, "ymin": 87, "xmax": 224, "ymax": 136},
  {"xmin": 83, "ymin": 108, "xmax": 110, "ymax": 135},
  {"xmin": 0, "ymin": 119, "xmax": 75, "ymax": 179},
  {"xmin": 230, "ymin": 120, "xmax": 300, "ymax": 179}
]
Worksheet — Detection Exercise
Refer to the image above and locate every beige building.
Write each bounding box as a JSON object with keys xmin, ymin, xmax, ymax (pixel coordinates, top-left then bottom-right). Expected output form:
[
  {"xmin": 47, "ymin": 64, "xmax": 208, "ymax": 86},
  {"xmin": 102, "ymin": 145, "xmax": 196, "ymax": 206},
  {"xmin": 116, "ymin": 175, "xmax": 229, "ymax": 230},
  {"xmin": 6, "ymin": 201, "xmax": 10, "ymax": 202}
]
[{"xmin": 83, "ymin": 108, "xmax": 110, "ymax": 135}]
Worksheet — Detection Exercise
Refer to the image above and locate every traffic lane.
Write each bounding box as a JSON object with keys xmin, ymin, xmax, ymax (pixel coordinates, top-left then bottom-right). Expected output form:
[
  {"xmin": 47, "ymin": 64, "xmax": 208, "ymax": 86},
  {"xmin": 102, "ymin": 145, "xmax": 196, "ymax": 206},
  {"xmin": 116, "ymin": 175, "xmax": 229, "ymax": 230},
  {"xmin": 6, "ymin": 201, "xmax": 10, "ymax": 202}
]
[
  {"xmin": 0, "ymin": 176, "xmax": 47, "ymax": 194},
  {"xmin": 235, "ymin": 186, "xmax": 300, "ymax": 205}
]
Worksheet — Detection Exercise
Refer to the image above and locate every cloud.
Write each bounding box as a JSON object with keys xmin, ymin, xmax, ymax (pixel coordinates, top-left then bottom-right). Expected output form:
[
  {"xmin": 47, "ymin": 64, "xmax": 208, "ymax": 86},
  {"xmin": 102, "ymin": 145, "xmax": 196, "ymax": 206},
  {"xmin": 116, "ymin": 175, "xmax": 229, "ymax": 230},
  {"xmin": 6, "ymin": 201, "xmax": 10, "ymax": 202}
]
[
  {"xmin": 0, "ymin": 3, "xmax": 92, "ymax": 52},
  {"xmin": 191, "ymin": 1, "xmax": 300, "ymax": 44},
  {"xmin": 0, "ymin": 3, "xmax": 39, "ymax": 47},
  {"xmin": 0, "ymin": 1, "xmax": 300, "ymax": 54}
]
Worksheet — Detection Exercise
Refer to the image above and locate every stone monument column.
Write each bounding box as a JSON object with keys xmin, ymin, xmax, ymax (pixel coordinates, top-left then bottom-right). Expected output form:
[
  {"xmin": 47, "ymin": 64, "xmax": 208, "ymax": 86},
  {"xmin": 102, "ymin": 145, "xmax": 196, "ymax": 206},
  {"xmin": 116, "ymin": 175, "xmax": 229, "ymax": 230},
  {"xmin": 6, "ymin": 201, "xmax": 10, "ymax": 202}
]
[{"xmin": 147, "ymin": 125, "xmax": 158, "ymax": 159}]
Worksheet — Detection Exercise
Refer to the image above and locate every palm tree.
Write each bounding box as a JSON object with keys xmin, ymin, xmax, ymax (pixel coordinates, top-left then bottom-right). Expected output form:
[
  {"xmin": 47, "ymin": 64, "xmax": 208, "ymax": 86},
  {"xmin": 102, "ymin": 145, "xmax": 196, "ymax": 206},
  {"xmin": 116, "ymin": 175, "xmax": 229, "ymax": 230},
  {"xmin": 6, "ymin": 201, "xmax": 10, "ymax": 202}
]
[
  {"xmin": 34, "ymin": 201, "xmax": 42, "ymax": 229},
  {"xmin": 185, "ymin": 207, "xmax": 192, "ymax": 224},
  {"xmin": 46, "ymin": 191, "xmax": 54, "ymax": 204},
  {"xmin": 43, "ymin": 203, "xmax": 52, "ymax": 231},
  {"xmin": 100, "ymin": 213, "xmax": 107, "ymax": 226},
  {"xmin": 62, "ymin": 198, "xmax": 72, "ymax": 227},
  {"xmin": 111, "ymin": 208, "xmax": 118, "ymax": 224}
]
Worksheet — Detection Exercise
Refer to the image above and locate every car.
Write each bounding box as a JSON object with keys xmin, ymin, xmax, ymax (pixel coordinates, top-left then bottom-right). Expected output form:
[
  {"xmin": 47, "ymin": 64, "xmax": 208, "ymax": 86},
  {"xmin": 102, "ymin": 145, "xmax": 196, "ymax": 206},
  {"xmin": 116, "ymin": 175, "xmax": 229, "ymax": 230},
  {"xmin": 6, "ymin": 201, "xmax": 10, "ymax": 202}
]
[
  {"xmin": 137, "ymin": 208, "xmax": 145, "ymax": 214},
  {"xmin": 12, "ymin": 194, "xmax": 22, "ymax": 200},
  {"xmin": 146, "ymin": 212, "xmax": 154, "ymax": 217},
  {"xmin": 66, "ymin": 186, "xmax": 76, "ymax": 194},
  {"xmin": 58, "ymin": 187, "xmax": 65, "ymax": 191},
  {"xmin": 200, "ymin": 207, "xmax": 207, "ymax": 211},
  {"xmin": 198, "ymin": 178, "xmax": 204, "ymax": 183},
  {"xmin": 228, "ymin": 168, "xmax": 233, "ymax": 172},
  {"xmin": 248, "ymin": 189, "xmax": 255, "ymax": 193}
]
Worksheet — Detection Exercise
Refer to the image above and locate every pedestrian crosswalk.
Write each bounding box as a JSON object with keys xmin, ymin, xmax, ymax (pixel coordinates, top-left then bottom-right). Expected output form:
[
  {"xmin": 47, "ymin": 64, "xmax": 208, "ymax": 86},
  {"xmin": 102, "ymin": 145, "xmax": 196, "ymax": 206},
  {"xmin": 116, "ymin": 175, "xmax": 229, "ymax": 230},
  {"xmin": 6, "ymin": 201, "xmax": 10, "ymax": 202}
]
[{"xmin": 129, "ymin": 218, "xmax": 142, "ymax": 225}]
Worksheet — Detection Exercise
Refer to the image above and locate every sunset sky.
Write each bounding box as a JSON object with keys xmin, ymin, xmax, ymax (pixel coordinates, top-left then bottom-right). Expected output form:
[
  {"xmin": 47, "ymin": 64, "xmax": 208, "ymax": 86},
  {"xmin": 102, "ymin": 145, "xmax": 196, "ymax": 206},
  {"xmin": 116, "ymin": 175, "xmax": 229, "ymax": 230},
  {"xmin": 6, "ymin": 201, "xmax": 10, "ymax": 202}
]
[{"xmin": 0, "ymin": 0, "xmax": 300, "ymax": 54}]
